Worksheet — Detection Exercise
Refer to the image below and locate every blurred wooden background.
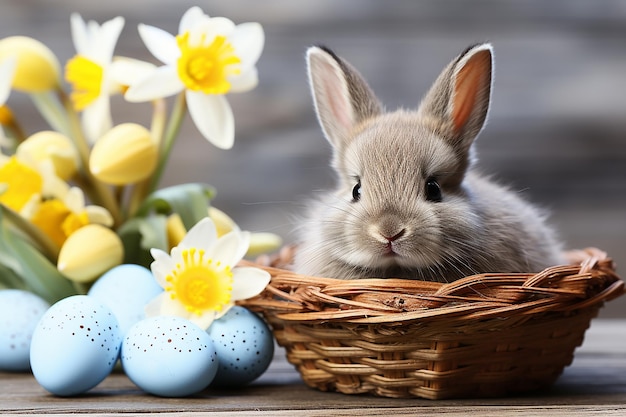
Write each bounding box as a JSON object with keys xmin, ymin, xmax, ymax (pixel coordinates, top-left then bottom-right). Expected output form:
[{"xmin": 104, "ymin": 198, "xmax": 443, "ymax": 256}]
[{"xmin": 1, "ymin": 0, "xmax": 624, "ymax": 317}]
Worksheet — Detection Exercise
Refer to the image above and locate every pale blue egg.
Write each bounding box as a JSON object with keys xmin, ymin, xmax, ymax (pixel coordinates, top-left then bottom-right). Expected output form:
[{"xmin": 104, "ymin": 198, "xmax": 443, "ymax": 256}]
[
  {"xmin": 121, "ymin": 316, "xmax": 218, "ymax": 397},
  {"xmin": 0, "ymin": 290, "xmax": 50, "ymax": 371},
  {"xmin": 29, "ymin": 295, "xmax": 122, "ymax": 396},
  {"xmin": 208, "ymin": 306, "xmax": 274, "ymax": 387},
  {"xmin": 88, "ymin": 264, "xmax": 163, "ymax": 336}
]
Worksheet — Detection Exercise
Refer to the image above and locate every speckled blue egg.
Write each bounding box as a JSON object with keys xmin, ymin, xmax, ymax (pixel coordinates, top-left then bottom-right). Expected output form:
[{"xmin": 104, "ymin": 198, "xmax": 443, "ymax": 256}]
[
  {"xmin": 121, "ymin": 316, "xmax": 218, "ymax": 397},
  {"xmin": 87, "ymin": 264, "xmax": 163, "ymax": 336},
  {"xmin": 0, "ymin": 290, "xmax": 50, "ymax": 371},
  {"xmin": 29, "ymin": 295, "xmax": 122, "ymax": 396},
  {"xmin": 208, "ymin": 306, "xmax": 274, "ymax": 387}
]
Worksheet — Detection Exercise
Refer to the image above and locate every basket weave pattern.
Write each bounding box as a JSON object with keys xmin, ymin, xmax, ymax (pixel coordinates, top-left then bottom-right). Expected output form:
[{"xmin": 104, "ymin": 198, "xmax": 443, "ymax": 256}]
[{"xmin": 241, "ymin": 247, "xmax": 624, "ymax": 399}]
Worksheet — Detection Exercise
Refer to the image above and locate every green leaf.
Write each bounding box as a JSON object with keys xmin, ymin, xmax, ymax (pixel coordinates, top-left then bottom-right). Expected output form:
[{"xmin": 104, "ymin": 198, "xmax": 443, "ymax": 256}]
[
  {"xmin": 135, "ymin": 183, "xmax": 215, "ymax": 229},
  {"xmin": 0, "ymin": 204, "xmax": 59, "ymax": 262},
  {"xmin": 0, "ymin": 262, "xmax": 27, "ymax": 291},
  {"xmin": 0, "ymin": 208, "xmax": 75, "ymax": 303},
  {"xmin": 118, "ymin": 215, "xmax": 169, "ymax": 269},
  {"xmin": 9, "ymin": 234, "xmax": 76, "ymax": 302}
]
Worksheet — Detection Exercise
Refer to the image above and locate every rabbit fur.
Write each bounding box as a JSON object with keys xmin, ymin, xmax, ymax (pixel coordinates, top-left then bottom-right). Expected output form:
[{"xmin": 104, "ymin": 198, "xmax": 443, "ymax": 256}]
[{"xmin": 293, "ymin": 43, "xmax": 565, "ymax": 281}]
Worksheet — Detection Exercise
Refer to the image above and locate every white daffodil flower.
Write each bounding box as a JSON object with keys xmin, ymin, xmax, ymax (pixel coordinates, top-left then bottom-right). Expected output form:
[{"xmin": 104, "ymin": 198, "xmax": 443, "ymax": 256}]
[
  {"xmin": 108, "ymin": 57, "xmax": 156, "ymax": 89},
  {"xmin": 65, "ymin": 14, "xmax": 124, "ymax": 143},
  {"xmin": 146, "ymin": 217, "xmax": 271, "ymax": 330},
  {"xmin": 125, "ymin": 6, "xmax": 264, "ymax": 149}
]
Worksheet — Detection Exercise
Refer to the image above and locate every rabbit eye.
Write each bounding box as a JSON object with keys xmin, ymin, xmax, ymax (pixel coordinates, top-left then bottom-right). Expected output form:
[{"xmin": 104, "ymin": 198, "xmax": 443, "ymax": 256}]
[
  {"xmin": 425, "ymin": 177, "xmax": 442, "ymax": 202},
  {"xmin": 352, "ymin": 180, "xmax": 362, "ymax": 202}
]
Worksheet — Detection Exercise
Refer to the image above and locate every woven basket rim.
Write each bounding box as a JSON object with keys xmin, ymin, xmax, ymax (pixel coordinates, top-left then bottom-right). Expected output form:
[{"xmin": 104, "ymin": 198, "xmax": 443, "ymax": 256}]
[
  {"xmin": 239, "ymin": 246, "xmax": 624, "ymax": 399},
  {"xmin": 241, "ymin": 247, "xmax": 624, "ymax": 324}
]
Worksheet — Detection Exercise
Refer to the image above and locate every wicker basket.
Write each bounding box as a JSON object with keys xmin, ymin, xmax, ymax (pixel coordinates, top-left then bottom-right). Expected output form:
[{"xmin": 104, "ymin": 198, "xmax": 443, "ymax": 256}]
[{"xmin": 240, "ymin": 247, "xmax": 624, "ymax": 399}]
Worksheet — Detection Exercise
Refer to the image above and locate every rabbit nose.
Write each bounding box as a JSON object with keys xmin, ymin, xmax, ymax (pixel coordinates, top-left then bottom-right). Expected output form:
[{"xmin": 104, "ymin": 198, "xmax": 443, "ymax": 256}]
[{"xmin": 382, "ymin": 229, "xmax": 405, "ymax": 242}]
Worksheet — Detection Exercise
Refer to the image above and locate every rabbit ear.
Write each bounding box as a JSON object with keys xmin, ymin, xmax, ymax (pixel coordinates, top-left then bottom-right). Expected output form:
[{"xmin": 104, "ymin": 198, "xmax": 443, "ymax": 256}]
[
  {"xmin": 306, "ymin": 46, "xmax": 382, "ymax": 152},
  {"xmin": 418, "ymin": 43, "xmax": 493, "ymax": 153}
]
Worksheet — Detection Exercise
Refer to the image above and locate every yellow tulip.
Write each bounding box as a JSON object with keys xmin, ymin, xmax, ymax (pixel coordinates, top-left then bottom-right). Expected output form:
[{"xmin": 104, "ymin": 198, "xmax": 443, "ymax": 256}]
[
  {"xmin": 89, "ymin": 123, "xmax": 158, "ymax": 185},
  {"xmin": 208, "ymin": 207, "xmax": 282, "ymax": 257},
  {"xmin": 166, "ymin": 213, "xmax": 186, "ymax": 249},
  {"xmin": 0, "ymin": 36, "xmax": 61, "ymax": 92},
  {"xmin": 57, "ymin": 224, "xmax": 124, "ymax": 283},
  {"xmin": 208, "ymin": 206, "xmax": 237, "ymax": 237},
  {"xmin": 247, "ymin": 232, "xmax": 283, "ymax": 257},
  {"xmin": 17, "ymin": 131, "xmax": 79, "ymax": 180}
]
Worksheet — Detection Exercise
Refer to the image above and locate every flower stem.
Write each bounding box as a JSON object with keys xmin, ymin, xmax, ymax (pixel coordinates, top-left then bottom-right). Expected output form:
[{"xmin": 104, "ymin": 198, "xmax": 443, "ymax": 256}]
[
  {"xmin": 149, "ymin": 92, "xmax": 187, "ymax": 193},
  {"xmin": 56, "ymin": 88, "xmax": 123, "ymax": 227},
  {"xmin": 29, "ymin": 91, "xmax": 72, "ymax": 137},
  {"xmin": 127, "ymin": 98, "xmax": 167, "ymax": 217},
  {"xmin": 151, "ymin": 98, "xmax": 168, "ymax": 144},
  {"xmin": 72, "ymin": 281, "xmax": 90, "ymax": 295}
]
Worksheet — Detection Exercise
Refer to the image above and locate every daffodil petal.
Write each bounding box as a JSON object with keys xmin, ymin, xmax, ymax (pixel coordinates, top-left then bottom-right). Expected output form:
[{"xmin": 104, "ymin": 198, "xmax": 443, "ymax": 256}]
[
  {"xmin": 70, "ymin": 13, "xmax": 88, "ymax": 55},
  {"xmin": 178, "ymin": 6, "xmax": 205, "ymax": 34},
  {"xmin": 186, "ymin": 91, "xmax": 234, "ymax": 149},
  {"xmin": 214, "ymin": 303, "xmax": 234, "ymax": 320},
  {"xmin": 124, "ymin": 65, "xmax": 183, "ymax": 102},
  {"xmin": 43, "ymin": 171, "xmax": 70, "ymax": 199},
  {"xmin": 18, "ymin": 193, "xmax": 40, "ymax": 219},
  {"xmin": 178, "ymin": 217, "xmax": 217, "ymax": 251},
  {"xmin": 63, "ymin": 187, "xmax": 84, "ymax": 212},
  {"xmin": 189, "ymin": 310, "xmax": 217, "ymax": 331},
  {"xmin": 209, "ymin": 17, "xmax": 236, "ymax": 34},
  {"xmin": 144, "ymin": 293, "xmax": 166, "ymax": 317},
  {"xmin": 109, "ymin": 58, "xmax": 156, "ymax": 87},
  {"xmin": 0, "ymin": 56, "xmax": 16, "ymax": 104},
  {"xmin": 82, "ymin": 95, "xmax": 111, "ymax": 144},
  {"xmin": 150, "ymin": 247, "xmax": 177, "ymax": 286},
  {"xmin": 231, "ymin": 266, "xmax": 271, "ymax": 301},
  {"xmin": 229, "ymin": 67, "xmax": 258, "ymax": 93},
  {"xmin": 159, "ymin": 293, "xmax": 191, "ymax": 318},
  {"xmin": 169, "ymin": 245, "xmax": 183, "ymax": 266},
  {"xmin": 85, "ymin": 205, "xmax": 113, "ymax": 227},
  {"xmin": 86, "ymin": 20, "xmax": 99, "ymax": 43},
  {"xmin": 232, "ymin": 231, "xmax": 250, "ymax": 264},
  {"xmin": 93, "ymin": 16, "xmax": 124, "ymax": 63},
  {"xmin": 201, "ymin": 17, "xmax": 236, "ymax": 41},
  {"xmin": 208, "ymin": 230, "xmax": 241, "ymax": 266},
  {"xmin": 230, "ymin": 22, "xmax": 264, "ymax": 70},
  {"xmin": 138, "ymin": 23, "xmax": 179, "ymax": 65}
]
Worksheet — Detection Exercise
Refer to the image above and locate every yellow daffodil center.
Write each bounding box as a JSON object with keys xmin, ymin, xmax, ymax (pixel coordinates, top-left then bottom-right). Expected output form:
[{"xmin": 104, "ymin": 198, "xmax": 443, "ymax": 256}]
[
  {"xmin": 166, "ymin": 248, "xmax": 233, "ymax": 315},
  {"xmin": 176, "ymin": 33, "xmax": 241, "ymax": 94},
  {"xmin": 30, "ymin": 199, "xmax": 89, "ymax": 247},
  {"xmin": 0, "ymin": 156, "xmax": 43, "ymax": 211},
  {"xmin": 65, "ymin": 55, "xmax": 103, "ymax": 111}
]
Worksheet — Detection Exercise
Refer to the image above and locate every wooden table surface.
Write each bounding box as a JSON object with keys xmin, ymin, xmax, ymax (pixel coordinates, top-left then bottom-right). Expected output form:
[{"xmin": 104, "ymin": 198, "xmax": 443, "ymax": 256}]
[{"xmin": 1, "ymin": 319, "xmax": 624, "ymax": 416}]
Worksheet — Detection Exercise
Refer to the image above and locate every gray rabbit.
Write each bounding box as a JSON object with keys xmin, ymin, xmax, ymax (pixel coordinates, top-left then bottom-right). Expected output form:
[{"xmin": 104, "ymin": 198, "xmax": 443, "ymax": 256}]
[{"xmin": 294, "ymin": 43, "xmax": 565, "ymax": 281}]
